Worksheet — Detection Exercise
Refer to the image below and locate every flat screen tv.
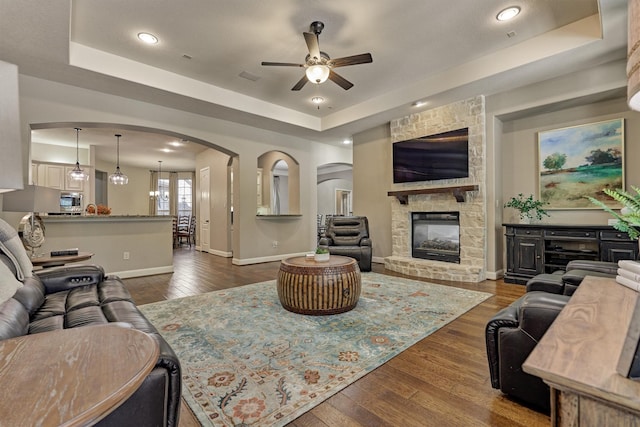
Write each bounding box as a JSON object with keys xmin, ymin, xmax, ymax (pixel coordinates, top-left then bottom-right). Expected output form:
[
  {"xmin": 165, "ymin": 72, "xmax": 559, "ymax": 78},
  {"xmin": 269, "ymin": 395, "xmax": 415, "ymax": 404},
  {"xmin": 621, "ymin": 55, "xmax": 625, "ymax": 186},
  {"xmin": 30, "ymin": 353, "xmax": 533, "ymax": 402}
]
[{"xmin": 392, "ymin": 128, "xmax": 469, "ymax": 183}]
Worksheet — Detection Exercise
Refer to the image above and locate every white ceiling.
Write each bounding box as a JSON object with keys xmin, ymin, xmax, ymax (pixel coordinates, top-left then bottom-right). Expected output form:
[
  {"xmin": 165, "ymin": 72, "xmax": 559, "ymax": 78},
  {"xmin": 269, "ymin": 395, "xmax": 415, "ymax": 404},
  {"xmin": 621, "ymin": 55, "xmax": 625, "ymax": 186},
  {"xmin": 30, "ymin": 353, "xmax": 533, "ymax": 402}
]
[{"xmin": 0, "ymin": 0, "xmax": 629, "ymax": 170}]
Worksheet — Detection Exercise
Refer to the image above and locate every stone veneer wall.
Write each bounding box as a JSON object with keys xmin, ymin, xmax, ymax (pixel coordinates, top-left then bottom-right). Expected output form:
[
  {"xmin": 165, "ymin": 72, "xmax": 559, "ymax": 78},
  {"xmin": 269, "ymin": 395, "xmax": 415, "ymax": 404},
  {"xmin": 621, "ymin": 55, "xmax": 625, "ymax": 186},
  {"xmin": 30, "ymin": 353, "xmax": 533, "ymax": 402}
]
[{"xmin": 385, "ymin": 96, "xmax": 486, "ymax": 282}]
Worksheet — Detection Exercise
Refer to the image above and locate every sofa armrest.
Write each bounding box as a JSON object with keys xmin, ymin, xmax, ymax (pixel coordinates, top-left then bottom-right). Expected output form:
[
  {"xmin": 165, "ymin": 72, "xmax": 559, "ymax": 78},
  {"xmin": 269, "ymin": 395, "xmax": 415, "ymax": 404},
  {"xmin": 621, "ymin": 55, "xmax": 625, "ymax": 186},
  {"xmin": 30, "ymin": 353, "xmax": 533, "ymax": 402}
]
[
  {"xmin": 485, "ymin": 300, "xmax": 520, "ymax": 388},
  {"xmin": 360, "ymin": 237, "xmax": 372, "ymax": 247},
  {"xmin": 565, "ymin": 260, "xmax": 618, "ymax": 275},
  {"xmin": 485, "ymin": 292, "xmax": 569, "ymax": 389},
  {"xmin": 35, "ymin": 264, "xmax": 105, "ymax": 294}
]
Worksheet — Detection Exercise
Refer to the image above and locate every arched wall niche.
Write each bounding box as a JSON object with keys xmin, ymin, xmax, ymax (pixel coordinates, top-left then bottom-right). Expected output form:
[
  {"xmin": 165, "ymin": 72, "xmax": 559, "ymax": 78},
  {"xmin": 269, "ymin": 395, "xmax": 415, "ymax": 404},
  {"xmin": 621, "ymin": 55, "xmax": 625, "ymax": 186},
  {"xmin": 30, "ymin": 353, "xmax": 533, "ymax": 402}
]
[{"xmin": 257, "ymin": 150, "xmax": 300, "ymax": 215}]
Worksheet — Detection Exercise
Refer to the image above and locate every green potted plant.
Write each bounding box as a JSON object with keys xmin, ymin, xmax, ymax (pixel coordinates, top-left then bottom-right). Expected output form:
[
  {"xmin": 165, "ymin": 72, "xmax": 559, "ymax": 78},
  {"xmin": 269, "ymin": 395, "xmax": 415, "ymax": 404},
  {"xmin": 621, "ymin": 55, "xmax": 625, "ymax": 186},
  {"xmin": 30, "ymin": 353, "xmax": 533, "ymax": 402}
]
[
  {"xmin": 314, "ymin": 246, "xmax": 330, "ymax": 262},
  {"xmin": 504, "ymin": 193, "xmax": 550, "ymax": 223},
  {"xmin": 588, "ymin": 186, "xmax": 640, "ymax": 240}
]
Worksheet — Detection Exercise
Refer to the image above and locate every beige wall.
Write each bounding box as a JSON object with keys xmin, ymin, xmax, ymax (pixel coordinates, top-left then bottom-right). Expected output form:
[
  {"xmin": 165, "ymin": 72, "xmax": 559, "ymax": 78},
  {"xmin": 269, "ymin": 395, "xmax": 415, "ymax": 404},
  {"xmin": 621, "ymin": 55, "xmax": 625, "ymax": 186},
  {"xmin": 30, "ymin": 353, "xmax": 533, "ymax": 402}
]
[
  {"xmin": 353, "ymin": 124, "xmax": 392, "ymax": 262},
  {"xmin": 500, "ymin": 97, "xmax": 640, "ymax": 224},
  {"xmin": 95, "ymin": 159, "xmax": 151, "ymax": 215}
]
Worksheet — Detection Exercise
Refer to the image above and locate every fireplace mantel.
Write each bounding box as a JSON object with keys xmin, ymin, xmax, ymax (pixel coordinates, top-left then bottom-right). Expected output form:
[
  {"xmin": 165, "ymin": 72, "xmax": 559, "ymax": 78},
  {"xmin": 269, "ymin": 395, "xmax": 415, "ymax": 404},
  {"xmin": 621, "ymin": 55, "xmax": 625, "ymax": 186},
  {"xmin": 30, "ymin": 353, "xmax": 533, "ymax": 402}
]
[{"xmin": 387, "ymin": 184, "xmax": 479, "ymax": 204}]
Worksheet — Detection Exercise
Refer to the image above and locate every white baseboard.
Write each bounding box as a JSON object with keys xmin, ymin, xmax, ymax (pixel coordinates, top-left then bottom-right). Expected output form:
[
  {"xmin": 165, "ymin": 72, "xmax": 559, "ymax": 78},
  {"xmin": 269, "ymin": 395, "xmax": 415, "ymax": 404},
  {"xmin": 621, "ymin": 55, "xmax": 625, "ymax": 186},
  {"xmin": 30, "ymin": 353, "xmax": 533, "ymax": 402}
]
[
  {"xmin": 107, "ymin": 265, "xmax": 174, "ymax": 279},
  {"xmin": 207, "ymin": 249, "xmax": 233, "ymax": 258},
  {"xmin": 485, "ymin": 269, "xmax": 504, "ymax": 281},
  {"xmin": 233, "ymin": 252, "xmax": 308, "ymax": 266}
]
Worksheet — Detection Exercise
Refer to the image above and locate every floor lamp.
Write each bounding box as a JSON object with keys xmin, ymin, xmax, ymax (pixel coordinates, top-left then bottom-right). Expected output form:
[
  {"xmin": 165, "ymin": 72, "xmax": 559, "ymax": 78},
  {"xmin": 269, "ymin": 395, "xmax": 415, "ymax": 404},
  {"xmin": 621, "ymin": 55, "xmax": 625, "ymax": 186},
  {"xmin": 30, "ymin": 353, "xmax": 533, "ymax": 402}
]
[{"xmin": 2, "ymin": 185, "xmax": 61, "ymax": 257}]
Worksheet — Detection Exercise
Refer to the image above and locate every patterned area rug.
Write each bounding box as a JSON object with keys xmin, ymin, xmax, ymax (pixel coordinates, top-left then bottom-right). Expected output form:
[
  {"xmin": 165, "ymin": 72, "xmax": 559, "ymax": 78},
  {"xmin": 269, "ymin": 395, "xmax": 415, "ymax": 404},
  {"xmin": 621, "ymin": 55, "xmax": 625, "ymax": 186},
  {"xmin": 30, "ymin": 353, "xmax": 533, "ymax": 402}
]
[{"xmin": 139, "ymin": 272, "xmax": 491, "ymax": 426}]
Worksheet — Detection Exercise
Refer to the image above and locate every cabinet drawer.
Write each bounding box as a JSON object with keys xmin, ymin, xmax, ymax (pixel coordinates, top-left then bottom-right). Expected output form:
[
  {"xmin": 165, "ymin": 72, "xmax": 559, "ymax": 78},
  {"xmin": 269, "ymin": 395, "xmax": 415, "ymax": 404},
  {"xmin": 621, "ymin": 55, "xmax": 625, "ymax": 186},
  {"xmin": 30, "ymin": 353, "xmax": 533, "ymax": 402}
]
[
  {"xmin": 515, "ymin": 228, "xmax": 542, "ymax": 237},
  {"xmin": 545, "ymin": 229, "xmax": 597, "ymax": 239},
  {"xmin": 600, "ymin": 231, "xmax": 634, "ymax": 241}
]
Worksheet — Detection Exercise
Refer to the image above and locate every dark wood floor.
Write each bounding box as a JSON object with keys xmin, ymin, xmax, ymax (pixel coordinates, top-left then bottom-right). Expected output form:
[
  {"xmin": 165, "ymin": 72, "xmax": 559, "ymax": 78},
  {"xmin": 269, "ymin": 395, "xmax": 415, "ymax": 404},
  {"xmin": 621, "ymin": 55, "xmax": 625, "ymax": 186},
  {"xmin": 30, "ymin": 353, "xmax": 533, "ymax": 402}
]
[{"xmin": 123, "ymin": 248, "xmax": 549, "ymax": 427}]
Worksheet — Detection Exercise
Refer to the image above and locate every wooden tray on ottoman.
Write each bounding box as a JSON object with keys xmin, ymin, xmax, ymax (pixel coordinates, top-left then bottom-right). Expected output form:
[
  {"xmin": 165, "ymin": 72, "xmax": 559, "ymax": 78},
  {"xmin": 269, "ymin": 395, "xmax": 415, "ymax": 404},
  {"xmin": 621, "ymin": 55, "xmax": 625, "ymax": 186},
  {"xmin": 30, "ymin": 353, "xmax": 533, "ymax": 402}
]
[{"xmin": 277, "ymin": 255, "xmax": 361, "ymax": 315}]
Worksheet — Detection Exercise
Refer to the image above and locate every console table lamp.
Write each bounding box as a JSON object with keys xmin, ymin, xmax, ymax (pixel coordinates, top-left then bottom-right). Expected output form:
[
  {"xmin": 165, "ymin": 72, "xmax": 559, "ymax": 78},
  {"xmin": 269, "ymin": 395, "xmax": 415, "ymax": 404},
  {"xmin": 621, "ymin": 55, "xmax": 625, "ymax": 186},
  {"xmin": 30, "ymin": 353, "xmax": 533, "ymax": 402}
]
[{"xmin": 2, "ymin": 185, "xmax": 61, "ymax": 257}]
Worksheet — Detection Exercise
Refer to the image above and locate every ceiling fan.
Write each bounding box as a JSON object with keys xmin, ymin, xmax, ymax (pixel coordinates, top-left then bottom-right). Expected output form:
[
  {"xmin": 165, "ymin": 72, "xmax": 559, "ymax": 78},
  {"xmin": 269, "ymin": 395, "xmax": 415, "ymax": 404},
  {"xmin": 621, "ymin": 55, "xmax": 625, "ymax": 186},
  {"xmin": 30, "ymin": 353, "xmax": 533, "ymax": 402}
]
[{"xmin": 261, "ymin": 21, "xmax": 373, "ymax": 91}]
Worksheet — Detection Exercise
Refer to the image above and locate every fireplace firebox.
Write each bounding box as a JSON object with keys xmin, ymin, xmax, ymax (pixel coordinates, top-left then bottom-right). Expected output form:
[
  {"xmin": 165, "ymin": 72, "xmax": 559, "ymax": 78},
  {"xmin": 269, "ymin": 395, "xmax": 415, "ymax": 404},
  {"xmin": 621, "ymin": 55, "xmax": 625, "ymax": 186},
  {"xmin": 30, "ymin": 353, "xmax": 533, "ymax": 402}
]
[{"xmin": 411, "ymin": 212, "xmax": 460, "ymax": 263}]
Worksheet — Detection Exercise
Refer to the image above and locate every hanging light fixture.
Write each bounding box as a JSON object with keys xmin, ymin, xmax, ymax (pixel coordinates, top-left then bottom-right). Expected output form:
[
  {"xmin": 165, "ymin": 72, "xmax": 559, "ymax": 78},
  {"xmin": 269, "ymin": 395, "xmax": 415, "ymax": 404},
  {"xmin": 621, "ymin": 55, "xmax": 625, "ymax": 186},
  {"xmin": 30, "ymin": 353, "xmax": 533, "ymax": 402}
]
[
  {"xmin": 108, "ymin": 133, "xmax": 128, "ymax": 185},
  {"xmin": 68, "ymin": 127, "xmax": 89, "ymax": 181},
  {"xmin": 156, "ymin": 160, "xmax": 169, "ymax": 201}
]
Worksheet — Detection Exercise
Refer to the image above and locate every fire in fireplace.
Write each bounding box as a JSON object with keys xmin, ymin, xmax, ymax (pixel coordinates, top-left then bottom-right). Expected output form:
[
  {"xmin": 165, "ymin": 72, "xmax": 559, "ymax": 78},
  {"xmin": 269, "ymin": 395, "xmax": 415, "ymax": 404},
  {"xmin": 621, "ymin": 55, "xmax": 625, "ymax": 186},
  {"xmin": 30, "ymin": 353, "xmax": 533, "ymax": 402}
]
[{"xmin": 411, "ymin": 212, "xmax": 460, "ymax": 263}]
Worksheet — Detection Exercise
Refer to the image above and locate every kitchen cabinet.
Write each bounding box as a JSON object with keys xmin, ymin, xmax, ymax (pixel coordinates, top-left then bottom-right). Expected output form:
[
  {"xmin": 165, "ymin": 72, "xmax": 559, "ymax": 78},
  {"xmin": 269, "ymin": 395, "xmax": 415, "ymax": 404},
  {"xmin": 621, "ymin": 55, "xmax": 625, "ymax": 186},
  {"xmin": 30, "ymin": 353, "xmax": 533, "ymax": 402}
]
[
  {"xmin": 33, "ymin": 162, "xmax": 88, "ymax": 192},
  {"xmin": 504, "ymin": 224, "xmax": 638, "ymax": 284},
  {"xmin": 39, "ymin": 163, "xmax": 65, "ymax": 190}
]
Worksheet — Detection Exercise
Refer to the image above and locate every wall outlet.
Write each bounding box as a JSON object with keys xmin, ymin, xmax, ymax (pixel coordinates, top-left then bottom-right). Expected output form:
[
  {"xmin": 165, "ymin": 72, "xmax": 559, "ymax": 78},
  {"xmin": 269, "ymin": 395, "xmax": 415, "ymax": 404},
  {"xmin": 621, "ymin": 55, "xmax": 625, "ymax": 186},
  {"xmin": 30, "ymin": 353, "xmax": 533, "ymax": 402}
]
[
  {"xmin": 272, "ymin": 241, "xmax": 278, "ymax": 248},
  {"xmin": 123, "ymin": 251, "xmax": 130, "ymax": 260}
]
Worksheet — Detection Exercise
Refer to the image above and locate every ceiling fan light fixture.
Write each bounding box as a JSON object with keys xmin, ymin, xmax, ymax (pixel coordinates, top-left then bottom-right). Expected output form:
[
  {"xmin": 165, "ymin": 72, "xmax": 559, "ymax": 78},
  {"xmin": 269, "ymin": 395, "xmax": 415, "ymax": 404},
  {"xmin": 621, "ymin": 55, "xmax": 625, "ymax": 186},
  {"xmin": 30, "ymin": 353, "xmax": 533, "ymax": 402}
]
[
  {"xmin": 109, "ymin": 134, "xmax": 128, "ymax": 185},
  {"xmin": 311, "ymin": 96, "xmax": 324, "ymax": 104},
  {"xmin": 306, "ymin": 64, "xmax": 330, "ymax": 84}
]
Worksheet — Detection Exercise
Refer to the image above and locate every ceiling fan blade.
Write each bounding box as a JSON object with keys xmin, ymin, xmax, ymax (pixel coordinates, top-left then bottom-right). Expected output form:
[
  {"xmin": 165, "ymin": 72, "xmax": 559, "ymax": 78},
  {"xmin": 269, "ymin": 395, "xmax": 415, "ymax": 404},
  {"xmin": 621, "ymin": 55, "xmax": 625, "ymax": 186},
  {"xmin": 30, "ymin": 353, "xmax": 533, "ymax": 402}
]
[
  {"xmin": 329, "ymin": 53, "xmax": 373, "ymax": 68},
  {"xmin": 328, "ymin": 70, "xmax": 354, "ymax": 90},
  {"xmin": 304, "ymin": 32, "xmax": 321, "ymax": 60},
  {"xmin": 261, "ymin": 61, "xmax": 304, "ymax": 67},
  {"xmin": 291, "ymin": 75, "xmax": 308, "ymax": 91}
]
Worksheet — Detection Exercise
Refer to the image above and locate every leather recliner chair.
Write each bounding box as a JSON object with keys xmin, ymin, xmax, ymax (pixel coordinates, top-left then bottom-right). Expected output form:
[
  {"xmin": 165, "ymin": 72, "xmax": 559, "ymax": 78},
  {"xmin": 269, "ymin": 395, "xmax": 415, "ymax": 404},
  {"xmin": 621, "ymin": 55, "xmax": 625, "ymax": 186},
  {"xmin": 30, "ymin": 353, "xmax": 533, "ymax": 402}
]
[
  {"xmin": 485, "ymin": 291, "xmax": 570, "ymax": 412},
  {"xmin": 486, "ymin": 259, "xmax": 618, "ymax": 412},
  {"xmin": 318, "ymin": 216, "xmax": 372, "ymax": 272}
]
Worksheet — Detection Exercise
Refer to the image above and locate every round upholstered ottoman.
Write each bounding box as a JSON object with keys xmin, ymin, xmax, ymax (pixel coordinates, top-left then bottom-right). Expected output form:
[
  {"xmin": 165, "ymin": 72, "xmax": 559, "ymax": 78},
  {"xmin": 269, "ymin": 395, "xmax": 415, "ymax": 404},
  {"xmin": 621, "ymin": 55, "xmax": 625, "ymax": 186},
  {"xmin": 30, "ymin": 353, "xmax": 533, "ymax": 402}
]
[{"xmin": 277, "ymin": 255, "xmax": 361, "ymax": 315}]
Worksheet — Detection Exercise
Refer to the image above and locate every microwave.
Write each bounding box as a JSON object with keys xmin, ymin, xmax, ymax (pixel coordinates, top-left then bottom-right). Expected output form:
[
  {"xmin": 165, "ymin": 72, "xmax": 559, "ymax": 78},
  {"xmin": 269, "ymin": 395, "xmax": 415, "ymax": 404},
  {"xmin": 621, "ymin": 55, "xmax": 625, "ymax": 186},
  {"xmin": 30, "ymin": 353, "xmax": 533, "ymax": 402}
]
[{"xmin": 60, "ymin": 192, "xmax": 83, "ymax": 213}]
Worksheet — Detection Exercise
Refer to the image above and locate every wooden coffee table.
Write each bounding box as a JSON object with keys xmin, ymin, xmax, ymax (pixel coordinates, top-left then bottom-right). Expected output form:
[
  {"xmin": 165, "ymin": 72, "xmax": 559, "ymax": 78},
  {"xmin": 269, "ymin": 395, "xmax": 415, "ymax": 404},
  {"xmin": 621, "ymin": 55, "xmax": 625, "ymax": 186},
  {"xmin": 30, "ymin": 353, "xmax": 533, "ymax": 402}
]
[{"xmin": 277, "ymin": 255, "xmax": 361, "ymax": 315}]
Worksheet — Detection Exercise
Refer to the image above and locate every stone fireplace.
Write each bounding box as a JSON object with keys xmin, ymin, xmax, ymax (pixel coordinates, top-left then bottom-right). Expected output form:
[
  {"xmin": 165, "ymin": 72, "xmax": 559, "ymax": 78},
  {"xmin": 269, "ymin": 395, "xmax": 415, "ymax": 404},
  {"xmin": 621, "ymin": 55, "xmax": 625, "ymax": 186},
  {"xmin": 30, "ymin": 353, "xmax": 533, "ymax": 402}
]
[{"xmin": 385, "ymin": 96, "xmax": 486, "ymax": 283}]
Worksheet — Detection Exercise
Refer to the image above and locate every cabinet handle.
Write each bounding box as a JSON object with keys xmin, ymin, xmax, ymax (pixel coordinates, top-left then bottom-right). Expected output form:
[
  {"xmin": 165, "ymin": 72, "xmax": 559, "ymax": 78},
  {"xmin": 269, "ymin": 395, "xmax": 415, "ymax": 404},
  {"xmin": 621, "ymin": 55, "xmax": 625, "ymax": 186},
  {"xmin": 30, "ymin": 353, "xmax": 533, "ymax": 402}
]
[
  {"xmin": 526, "ymin": 231, "xmax": 530, "ymax": 234},
  {"xmin": 617, "ymin": 234, "xmax": 623, "ymax": 238},
  {"xmin": 536, "ymin": 255, "xmax": 541, "ymax": 259},
  {"xmin": 585, "ymin": 233, "xmax": 590, "ymax": 237}
]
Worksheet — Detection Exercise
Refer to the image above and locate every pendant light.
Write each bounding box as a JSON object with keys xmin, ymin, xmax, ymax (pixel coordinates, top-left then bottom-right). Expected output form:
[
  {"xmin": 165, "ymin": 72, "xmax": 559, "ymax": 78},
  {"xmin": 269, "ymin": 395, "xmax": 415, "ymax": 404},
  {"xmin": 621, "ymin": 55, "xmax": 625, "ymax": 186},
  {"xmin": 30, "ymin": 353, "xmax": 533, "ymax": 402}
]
[
  {"xmin": 68, "ymin": 127, "xmax": 89, "ymax": 181},
  {"xmin": 108, "ymin": 133, "xmax": 128, "ymax": 185}
]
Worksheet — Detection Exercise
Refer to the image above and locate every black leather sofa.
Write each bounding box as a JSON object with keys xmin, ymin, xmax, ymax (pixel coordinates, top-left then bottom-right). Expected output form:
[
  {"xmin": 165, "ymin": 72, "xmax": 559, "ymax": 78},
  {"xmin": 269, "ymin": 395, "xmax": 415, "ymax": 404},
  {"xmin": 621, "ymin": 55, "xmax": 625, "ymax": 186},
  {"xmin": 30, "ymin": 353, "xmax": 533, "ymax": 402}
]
[
  {"xmin": 318, "ymin": 216, "xmax": 372, "ymax": 271},
  {"xmin": 486, "ymin": 260, "xmax": 618, "ymax": 412},
  {"xmin": 0, "ymin": 255, "xmax": 181, "ymax": 426}
]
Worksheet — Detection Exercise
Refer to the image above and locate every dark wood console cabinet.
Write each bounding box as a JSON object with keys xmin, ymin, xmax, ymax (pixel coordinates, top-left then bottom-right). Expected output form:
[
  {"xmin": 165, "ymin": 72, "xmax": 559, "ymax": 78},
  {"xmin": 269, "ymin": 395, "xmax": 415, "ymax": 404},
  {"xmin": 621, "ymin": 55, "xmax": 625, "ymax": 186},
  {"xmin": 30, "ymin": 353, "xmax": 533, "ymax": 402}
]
[{"xmin": 504, "ymin": 224, "xmax": 638, "ymax": 284}]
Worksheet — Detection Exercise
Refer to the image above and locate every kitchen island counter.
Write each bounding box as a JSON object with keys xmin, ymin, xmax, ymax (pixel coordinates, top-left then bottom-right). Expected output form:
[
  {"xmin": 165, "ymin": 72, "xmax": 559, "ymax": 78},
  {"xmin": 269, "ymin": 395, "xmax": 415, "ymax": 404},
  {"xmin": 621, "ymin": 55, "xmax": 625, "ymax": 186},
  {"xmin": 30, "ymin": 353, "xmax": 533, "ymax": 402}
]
[{"xmin": 40, "ymin": 215, "xmax": 173, "ymax": 278}]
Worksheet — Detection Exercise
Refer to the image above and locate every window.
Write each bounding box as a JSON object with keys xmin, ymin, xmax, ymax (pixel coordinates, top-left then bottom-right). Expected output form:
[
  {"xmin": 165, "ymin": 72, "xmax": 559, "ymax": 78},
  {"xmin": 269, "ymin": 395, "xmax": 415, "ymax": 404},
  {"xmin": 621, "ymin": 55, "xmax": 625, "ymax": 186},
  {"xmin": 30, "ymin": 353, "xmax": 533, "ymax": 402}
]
[
  {"xmin": 156, "ymin": 178, "xmax": 170, "ymax": 215},
  {"xmin": 177, "ymin": 178, "xmax": 192, "ymax": 217}
]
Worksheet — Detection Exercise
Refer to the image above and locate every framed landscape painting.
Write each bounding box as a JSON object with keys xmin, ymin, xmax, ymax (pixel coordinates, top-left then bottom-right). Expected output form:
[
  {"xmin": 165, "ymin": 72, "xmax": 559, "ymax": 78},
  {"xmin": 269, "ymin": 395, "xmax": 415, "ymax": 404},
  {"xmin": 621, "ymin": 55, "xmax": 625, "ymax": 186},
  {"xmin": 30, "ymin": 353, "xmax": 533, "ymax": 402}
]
[{"xmin": 538, "ymin": 118, "xmax": 624, "ymax": 209}]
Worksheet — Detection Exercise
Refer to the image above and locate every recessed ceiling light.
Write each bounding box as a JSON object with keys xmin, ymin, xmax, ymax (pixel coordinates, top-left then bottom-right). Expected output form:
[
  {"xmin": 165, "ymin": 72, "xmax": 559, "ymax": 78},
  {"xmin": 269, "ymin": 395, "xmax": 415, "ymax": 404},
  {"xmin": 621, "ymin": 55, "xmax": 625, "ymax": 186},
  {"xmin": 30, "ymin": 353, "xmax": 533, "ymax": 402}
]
[
  {"xmin": 496, "ymin": 6, "xmax": 521, "ymax": 21},
  {"xmin": 169, "ymin": 141, "xmax": 182, "ymax": 147},
  {"xmin": 311, "ymin": 96, "xmax": 324, "ymax": 104},
  {"xmin": 161, "ymin": 148, "xmax": 172, "ymax": 153},
  {"xmin": 412, "ymin": 100, "xmax": 427, "ymax": 107},
  {"xmin": 137, "ymin": 32, "xmax": 158, "ymax": 44},
  {"xmin": 342, "ymin": 139, "xmax": 352, "ymax": 145}
]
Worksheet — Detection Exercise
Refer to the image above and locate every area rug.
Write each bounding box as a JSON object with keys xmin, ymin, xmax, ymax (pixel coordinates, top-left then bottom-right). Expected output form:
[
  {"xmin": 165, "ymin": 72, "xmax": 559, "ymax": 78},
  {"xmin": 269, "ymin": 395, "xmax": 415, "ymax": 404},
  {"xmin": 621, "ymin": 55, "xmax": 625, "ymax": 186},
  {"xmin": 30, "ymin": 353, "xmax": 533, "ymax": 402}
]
[{"xmin": 139, "ymin": 272, "xmax": 491, "ymax": 426}]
